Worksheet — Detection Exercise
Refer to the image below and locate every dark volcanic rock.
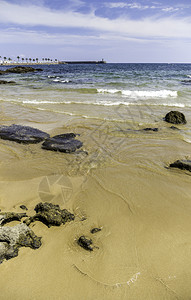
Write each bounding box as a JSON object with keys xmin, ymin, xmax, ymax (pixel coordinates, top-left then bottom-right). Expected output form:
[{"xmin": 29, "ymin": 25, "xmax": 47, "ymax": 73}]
[
  {"xmin": 181, "ymin": 80, "xmax": 191, "ymax": 85},
  {"xmin": 169, "ymin": 160, "xmax": 191, "ymax": 172},
  {"xmin": 0, "ymin": 124, "xmax": 49, "ymax": 144},
  {"xmin": 0, "ymin": 223, "xmax": 41, "ymax": 264},
  {"xmin": 0, "ymin": 66, "xmax": 43, "ymax": 75},
  {"xmin": 164, "ymin": 111, "xmax": 187, "ymax": 124},
  {"xmin": 42, "ymin": 133, "xmax": 83, "ymax": 153},
  {"xmin": 77, "ymin": 236, "xmax": 93, "ymax": 251},
  {"xmin": 24, "ymin": 202, "xmax": 75, "ymax": 227},
  {"xmin": 20, "ymin": 205, "xmax": 28, "ymax": 211},
  {"xmin": 0, "ymin": 80, "xmax": 16, "ymax": 84},
  {"xmin": 0, "ymin": 212, "xmax": 27, "ymax": 226},
  {"xmin": 142, "ymin": 128, "xmax": 158, "ymax": 132},
  {"xmin": 90, "ymin": 228, "xmax": 101, "ymax": 234}
]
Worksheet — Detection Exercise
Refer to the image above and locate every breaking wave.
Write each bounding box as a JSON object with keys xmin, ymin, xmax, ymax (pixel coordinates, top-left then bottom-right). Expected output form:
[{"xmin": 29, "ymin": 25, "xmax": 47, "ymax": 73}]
[{"xmin": 97, "ymin": 89, "xmax": 178, "ymax": 98}]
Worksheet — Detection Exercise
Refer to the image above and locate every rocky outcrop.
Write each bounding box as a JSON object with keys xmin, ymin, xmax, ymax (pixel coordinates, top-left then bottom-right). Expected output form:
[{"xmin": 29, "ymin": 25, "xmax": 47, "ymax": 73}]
[
  {"xmin": 0, "ymin": 223, "xmax": 41, "ymax": 264},
  {"xmin": 169, "ymin": 160, "xmax": 191, "ymax": 172},
  {"xmin": 42, "ymin": 133, "xmax": 83, "ymax": 153},
  {"xmin": 24, "ymin": 202, "xmax": 75, "ymax": 227},
  {"xmin": 0, "ymin": 66, "xmax": 43, "ymax": 75},
  {"xmin": 164, "ymin": 111, "xmax": 187, "ymax": 124},
  {"xmin": 0, "ymin": 124, "xmax": 49, "ymax": 144}
]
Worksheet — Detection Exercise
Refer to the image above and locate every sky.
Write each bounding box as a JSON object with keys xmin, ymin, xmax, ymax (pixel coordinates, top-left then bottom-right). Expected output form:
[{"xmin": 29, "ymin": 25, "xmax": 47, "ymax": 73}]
[{"xmin": 0, "ymin": 0, "xmax": 191, "ymax": 62}]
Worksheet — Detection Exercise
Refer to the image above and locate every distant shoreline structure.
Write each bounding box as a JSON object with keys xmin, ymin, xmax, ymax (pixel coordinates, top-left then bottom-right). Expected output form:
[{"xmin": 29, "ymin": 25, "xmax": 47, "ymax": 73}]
[
  {"xmin": 0, "ymin": 59, "xmax": 106, "ymax": 66},
  {"xmin": 59, "ymin": 59, "xmax": 106, "ymax": 64}
]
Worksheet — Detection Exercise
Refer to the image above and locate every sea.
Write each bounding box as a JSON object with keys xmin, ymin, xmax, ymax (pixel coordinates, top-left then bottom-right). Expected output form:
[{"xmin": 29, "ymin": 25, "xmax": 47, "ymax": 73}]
[{"xmin": 0, "ymin": 63, "xmax": 191, "ymax": 299}]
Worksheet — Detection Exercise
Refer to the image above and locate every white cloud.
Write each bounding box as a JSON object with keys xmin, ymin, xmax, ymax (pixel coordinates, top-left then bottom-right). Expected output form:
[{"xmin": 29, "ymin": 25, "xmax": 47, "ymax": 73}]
[
  {"xmin": 0, "ymin": 0, "xmax": 191, "ymax": 41},
  {"xmin": 107, "ymin": 2, "xmax": 149, "ymax": 9},
  {"xmin": 107, "ymin": 2, "xmax": 127, "ymax": 8},
  {"xmin": 162, "ymin": 7, "xmax": 180, "ymax": 12}
]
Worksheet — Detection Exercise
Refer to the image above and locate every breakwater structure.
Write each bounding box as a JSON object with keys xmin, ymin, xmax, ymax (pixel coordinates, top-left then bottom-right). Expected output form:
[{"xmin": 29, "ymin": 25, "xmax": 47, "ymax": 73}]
[{"xmin": 58, "ymin": 59, "xmax": 106, "ymax": 64}]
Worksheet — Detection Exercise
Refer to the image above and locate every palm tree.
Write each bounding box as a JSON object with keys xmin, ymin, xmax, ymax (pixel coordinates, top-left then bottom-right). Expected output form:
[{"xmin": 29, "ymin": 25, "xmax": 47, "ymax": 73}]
[
  {"xmin": 29, "ymin": 58, "xmax": 32, "ymax": 63},
  {"xmin": 36, "ymin": 58, "xmax": 38, "ymax": 63},
  {"xmin": 25, "ymin": 58, "xmax": 28, "ymax": 64},
  {"xmin": 4, "ymin": 57, "xmax": 7, "ymax": 62},
  {"xmin": 22, "ymin": 58, "xmax": 25, "ymax": 63},
  {"xmin": 17, "ymin": 56, "xmax": 20, "ymax": 62}
]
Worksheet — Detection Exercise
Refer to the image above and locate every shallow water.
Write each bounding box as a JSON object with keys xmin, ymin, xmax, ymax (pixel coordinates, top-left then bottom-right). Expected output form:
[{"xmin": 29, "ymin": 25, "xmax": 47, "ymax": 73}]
[{"xmin": 0, "ymin": 64, "xmax": 191, "ymax": 299}]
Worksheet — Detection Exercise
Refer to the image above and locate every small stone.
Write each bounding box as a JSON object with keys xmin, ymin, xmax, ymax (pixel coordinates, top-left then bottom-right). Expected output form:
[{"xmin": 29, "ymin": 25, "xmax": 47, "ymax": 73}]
[
  {"xmin": 164, "ymin": 111, "xmax": 187, "ymax": 124},
  {"xmin": 90, "ymin": 228, "xmax": 101, "ymax": 234},
  {"xmin": 169, "ymin": 160, "xmax": 191, "ymax": 172},
  {"xmin": 170, "ymin": 126, "xmax": 180, "ymax": 130},
  {"xmin": 77, "ymin": 236, "xmax": 93, "ymax": 251},
  {"xmin": 142, "ymin": 128, "xmax": 158, "ymax": 132},
  {"xmin": 20, "ymin": 205, "xmax": 28, "ymax": 211}
]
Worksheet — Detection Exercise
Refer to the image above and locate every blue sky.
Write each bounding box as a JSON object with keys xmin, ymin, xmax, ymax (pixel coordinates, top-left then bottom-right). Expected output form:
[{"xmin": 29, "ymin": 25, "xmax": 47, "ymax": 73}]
[{"xmin": 0, "ymin": 0, "xmax": 191, "ymax": 62}]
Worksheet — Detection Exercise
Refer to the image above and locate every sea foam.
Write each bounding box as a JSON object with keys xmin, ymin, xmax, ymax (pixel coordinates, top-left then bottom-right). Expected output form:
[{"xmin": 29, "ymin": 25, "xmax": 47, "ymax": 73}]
[{"xmin": 97, "ymin": 89, "xmax": 178, "ymax": 98}]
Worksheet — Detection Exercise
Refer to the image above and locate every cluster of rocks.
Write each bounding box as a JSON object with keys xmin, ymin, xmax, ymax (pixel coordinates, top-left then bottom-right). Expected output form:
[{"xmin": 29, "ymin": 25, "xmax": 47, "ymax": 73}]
[
  {"xmin": 0, "ymin": 201, "xmax": 101, "ymax": 264},
  {"xmin": 0, "ymin": 124, "xmax": 83, "ymax": 153},
  {"xmin": 164, "ymin": 111, "xmax": 191, "ymax": 173},
  {"xmin": 0, "ymin": 202, "xmax": 75, "ymax": 264},
  {"xmin": 0, "ymin": 66, "xmax": 43, "ymax": 84}
]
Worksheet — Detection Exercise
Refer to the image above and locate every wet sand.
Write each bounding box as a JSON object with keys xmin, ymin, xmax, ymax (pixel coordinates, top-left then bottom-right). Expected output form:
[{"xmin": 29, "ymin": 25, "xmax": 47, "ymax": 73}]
[{"xmin": 0, "ymin": 102, "xmax": 191, "ymax": 299}]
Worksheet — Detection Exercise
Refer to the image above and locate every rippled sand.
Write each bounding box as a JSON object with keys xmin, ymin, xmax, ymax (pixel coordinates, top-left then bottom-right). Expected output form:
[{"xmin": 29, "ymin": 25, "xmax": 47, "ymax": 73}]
[{"xmin": 0, "ymin": 102, "xmax": 191, "ymax": 299}]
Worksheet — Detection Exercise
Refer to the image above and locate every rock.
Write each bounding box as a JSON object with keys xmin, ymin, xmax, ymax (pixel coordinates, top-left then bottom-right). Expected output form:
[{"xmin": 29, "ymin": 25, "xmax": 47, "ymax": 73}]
[
  {"xmin": 90, "ymin": 228, "xmax": 101, "ymax": 234},
  {"xmin": 164, "ymin": 111, "xmax": 187, "ymax": 124},
  {"xmin": 24, "ymin": 202, "xmax": 75, "ymax": 227},
  {"xmin": 0, "ymin": 66, "xmax": 43, "ymax": 75},
  {"xmin": 169, "ymin": 160, "xmax": 191, "ymax": 172},
  {"xmin": 142, "ymin": 128, "xmax": 158, "ymax": 132},
  {"xmin": 20, "ymin": 205, "xmax": 28, "ymax": 211},
  {"xmin": 77, "ymin": 236, "xmax": 93, "ymax": 251},
  {"xmin": 0, "ymin": 124, "xmax": 49, "ymax": 144},
  {"xmin": 42, "ymin": 133, "xmax": 83, "ymax": 153},
  {"xmin": 170, "ymin": 126, "xmax": 180, "ymax": 130},
  {"xmin": 0, "ymin": 223, "xmax": 41, "ymax": 263},
  {"xmin": 0, "ymin": 80, "xmax": 16, "ymax": 84},
  {"xmin": 0, "ymin": 212, "xmax": 27, "ymax": 226},
  {"xmin": 181, "ymin": 80, "xmax": 191, "ymax": 85}
]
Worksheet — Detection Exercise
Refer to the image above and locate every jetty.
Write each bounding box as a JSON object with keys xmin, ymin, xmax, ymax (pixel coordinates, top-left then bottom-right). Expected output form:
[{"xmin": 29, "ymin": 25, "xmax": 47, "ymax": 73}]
[{"xmin": 59, "ymin": 59, "xmax": 106, "ymax": 64}]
